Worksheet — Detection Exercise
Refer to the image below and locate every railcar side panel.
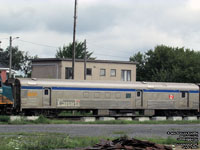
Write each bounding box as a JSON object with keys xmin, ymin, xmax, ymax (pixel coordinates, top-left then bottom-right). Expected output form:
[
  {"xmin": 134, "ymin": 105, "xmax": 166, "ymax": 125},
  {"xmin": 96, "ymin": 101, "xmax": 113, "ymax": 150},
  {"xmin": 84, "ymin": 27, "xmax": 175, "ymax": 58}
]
[
  {"xmin": 52, "ymin": 89, "xmax": 134, "ymax": 109},
  {"xmin": 21, "ymin": 88, "xmax": 43, "ymax": 108},
  {"xmin": 12, "ymin": 78, "xmax": 200, "ymax": 116}
]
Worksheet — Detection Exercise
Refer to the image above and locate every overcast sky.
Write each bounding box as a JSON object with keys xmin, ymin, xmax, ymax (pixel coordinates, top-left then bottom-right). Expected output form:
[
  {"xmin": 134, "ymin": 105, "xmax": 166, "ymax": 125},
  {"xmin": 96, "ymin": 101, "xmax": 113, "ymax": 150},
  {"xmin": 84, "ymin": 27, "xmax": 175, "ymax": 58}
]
[{"xmin": 0, "ymin": 0, "xmax": 200, "ymax": 61}]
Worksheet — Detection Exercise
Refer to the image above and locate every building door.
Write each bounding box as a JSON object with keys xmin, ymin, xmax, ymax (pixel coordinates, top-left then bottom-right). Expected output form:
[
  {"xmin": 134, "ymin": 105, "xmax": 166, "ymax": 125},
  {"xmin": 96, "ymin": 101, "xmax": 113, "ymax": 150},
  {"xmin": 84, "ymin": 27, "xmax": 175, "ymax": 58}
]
[
  {"xmin": 43, "ymin": 88, "xmax": 51, "ymax": 107},
  {"xmin": 135, "ymin": 90, "xmax": 143, "ymax": 108}
]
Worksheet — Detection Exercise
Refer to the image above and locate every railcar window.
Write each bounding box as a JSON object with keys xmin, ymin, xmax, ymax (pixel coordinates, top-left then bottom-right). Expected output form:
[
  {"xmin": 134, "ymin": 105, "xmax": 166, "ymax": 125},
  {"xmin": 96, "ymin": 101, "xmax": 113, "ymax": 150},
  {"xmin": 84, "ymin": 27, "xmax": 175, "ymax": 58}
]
[
  {"xmin": 137, "ymin": 91, "xmax": 141, "ymax": 97},
  {"xmin": 44, "ymin": 89, "xmax": 48, "ymax": 95},
  {"xmin": 126, "ymin": 93, "xmax": 131, "ymax": 98},
  {"xmin": 181, "ymin": 91, "xmax": 186, "ymax": 98}
]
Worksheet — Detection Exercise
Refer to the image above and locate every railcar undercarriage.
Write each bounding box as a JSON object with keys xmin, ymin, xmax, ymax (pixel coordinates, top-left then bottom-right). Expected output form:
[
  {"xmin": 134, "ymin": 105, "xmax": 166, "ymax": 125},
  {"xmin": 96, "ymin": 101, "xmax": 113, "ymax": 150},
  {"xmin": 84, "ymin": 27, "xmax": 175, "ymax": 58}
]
[{"xmin": 13, "ymin": 108, "xmax": 200, "ymax": 117}]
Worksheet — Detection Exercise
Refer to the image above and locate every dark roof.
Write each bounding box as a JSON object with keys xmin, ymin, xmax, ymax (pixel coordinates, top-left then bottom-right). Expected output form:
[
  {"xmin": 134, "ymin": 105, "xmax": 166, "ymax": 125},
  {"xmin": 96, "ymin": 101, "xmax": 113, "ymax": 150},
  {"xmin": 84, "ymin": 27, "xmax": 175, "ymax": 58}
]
[{"xmin": 32, "ymin": 58, "xmax": 137, "ymax": 65}]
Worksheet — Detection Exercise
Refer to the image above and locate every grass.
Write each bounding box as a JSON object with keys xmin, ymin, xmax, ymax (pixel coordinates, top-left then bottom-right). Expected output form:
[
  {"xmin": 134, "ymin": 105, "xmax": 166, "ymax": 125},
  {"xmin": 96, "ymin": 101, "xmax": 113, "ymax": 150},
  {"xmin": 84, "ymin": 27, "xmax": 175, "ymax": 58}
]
[
  {"xmin": 0, "ymin": 115, "xmax": 50, "ymax": 125},
  {"xmin": 135, "ymin": 136, "xmax": 185, "ymax": 145},
  {"xmin": 0, "ymin": 115, "xmax": 10, "ymax": 122},
  {"xmin": 0, "ymin": 115, "xmax": 200, "ymax": 124},
  {"xmin": 0, "ymin": 132, "xmax": 110, "ymax": 150},
  {"xmin": 51, "ymin": 119, "xmax": 200, "ymax": 125},
  {"xmin": 0, "ymin": 132, "xmax": 199, "ymax": 150},
  {"xmin": 112, "ymin": 131, "xmax": 127, "ymax": 135}
]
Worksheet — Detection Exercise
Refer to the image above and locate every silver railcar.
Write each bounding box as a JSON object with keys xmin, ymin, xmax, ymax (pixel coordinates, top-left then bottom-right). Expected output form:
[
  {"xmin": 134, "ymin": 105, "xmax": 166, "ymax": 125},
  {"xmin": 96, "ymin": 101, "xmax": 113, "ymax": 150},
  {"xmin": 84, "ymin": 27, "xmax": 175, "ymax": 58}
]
[{"xmin": 10, "ymin": 78, "xmax": 200, "ymax": 116}]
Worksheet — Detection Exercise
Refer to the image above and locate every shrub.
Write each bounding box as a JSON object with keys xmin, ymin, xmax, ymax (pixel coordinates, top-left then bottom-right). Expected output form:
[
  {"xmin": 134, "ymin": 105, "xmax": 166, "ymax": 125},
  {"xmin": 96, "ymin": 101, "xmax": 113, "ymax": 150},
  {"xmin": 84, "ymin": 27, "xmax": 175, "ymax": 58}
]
[{"xmin": 0, "ymin": 115, "xmax": 10, "ymax": 122}]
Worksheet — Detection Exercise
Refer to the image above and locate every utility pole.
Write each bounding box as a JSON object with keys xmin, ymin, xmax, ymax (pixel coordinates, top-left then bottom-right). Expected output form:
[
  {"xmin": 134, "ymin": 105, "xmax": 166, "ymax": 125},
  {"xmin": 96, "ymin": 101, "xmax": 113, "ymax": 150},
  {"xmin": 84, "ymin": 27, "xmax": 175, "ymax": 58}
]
[
  {"xmin": 72, "ymin": 0, "xmax": 77, "ymax": 79},
  {"xmin": 9, "ymin": 36, "xmax": 19, "ymax": 78},
  {"xmin": 84, "ymin": 39, "xmax": 87, "ymax": 80},
  {"xmin": 9, "ymin": 36, "xmax": 12, "ymax": 78}
]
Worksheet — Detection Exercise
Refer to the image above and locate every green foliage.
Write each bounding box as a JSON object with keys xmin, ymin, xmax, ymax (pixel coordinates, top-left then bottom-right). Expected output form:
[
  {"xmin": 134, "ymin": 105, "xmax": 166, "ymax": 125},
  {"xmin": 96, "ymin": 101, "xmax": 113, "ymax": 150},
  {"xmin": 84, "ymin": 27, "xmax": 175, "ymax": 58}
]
[
  {"xmin": 130, "ymin": 45, "xmax": 200, "ymax": 83},
  {"xmin": 130, "ymin": 52, "xmax": 146, "ymax": 81},
  {"xmin": 0, "ymin": 46, "xmax": 37, "ymax": 77},
  {"xmin": 0, "ymin": 116, "xmax": 10, "ymax": 122},
  {"xmin": 0, "ymin": 133, "xmax": 107, "ymax": 150},
  {"xmin": 33, "ymin": 115, "xmax": 50, "ymax": 124},
  {"xmin": 136, "ymin": 136, "xmax": 181, "ymax": 145},
  {"xmin": 56, "ymin": 41, "xmax": 95, "ymax": 59}
]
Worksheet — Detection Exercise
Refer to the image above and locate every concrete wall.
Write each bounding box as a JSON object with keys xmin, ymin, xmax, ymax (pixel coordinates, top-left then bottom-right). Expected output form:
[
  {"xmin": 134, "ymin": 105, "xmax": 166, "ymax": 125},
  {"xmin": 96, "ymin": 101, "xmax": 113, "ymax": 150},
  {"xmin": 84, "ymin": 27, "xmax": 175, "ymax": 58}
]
[
  {"xmin": 32, "ymin": 60, "xmax": 136, "ymax": 82},
  {"xmin": 61, "ymin": 61, "xmax": 136, "ymax": 81},
  {"xmin": 32, "ymin": 62, "xmax": 61, "ymax": 79}
]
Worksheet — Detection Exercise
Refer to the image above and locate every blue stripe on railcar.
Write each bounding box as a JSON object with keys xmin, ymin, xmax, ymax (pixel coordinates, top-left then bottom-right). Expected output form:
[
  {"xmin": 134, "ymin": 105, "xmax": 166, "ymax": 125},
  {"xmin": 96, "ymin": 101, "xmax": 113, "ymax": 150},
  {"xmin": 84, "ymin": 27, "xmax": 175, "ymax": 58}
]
[
  {"xmin": 21, "ymin": 86, "xmax": 43, "ymax": 90},
  {"xmin": 143, "ymin": 89, "xmax": 180, "ymax": 93},
  {"xmin": 52, "ymin": 87, "xmax": 136, "ymax": 92},
  {"xmin": 21, "ymin": 86, "xmax": 199, "ymax": 93}
]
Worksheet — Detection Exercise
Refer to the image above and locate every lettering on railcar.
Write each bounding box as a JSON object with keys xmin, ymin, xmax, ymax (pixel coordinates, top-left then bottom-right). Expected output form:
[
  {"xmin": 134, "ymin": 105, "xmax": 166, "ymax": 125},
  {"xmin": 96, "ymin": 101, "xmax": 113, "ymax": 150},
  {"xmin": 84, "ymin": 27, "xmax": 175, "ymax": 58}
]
[{"xmin": 57, "ymin": 99, "xmax": 80, "ymax": 107}]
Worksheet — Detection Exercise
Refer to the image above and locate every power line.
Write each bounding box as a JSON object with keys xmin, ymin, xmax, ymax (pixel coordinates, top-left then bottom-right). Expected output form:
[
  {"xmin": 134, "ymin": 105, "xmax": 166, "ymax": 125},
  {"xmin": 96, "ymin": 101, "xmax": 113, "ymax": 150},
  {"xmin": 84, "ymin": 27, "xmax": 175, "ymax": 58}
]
[
  {"xmin": 11, "ymin": 39, "xmax": 131, "ymax": 59},
  {"xmin": 18, "ymin": 39, "xmax": 59, "ymax": 48}
]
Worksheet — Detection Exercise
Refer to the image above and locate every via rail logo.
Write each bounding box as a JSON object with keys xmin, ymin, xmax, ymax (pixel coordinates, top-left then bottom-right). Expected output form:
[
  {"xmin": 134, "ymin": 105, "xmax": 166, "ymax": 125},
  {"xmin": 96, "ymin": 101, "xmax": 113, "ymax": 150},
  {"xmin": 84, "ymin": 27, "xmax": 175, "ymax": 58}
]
[{"xmin": 169, "ymin": 94, "xmax": 174, "ymax": 100}]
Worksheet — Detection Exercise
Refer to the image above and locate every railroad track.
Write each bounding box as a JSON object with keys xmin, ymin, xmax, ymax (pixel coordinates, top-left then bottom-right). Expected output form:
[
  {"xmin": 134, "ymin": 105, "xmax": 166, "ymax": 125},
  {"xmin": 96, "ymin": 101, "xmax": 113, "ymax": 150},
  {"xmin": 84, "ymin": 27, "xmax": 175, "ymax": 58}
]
[{"xmin": 46, "ymin": 115, "xmax": 200, "ymax": 121}]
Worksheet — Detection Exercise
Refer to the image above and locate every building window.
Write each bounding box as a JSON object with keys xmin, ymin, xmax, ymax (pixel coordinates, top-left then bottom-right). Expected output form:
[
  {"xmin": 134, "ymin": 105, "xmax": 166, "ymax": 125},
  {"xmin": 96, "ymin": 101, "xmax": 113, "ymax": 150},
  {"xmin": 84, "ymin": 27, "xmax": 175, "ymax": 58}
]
[
  {"xmin": 100, "ymin": 69, "xmax": 106, "ymax": 76},
  {"xmin": 87, "ymin": 68, "xmax": 92, "ymax": 76},
  {"xmin": 65, "ymin": 67, "xmax": 72, "ymax": 79},
  {"xmin": 121, "ymin": 70, "xmax": 131, "ymax": 81},
  {"xmin": 110, "ymin": 69, "xmax": 116, "ymax": 77}
]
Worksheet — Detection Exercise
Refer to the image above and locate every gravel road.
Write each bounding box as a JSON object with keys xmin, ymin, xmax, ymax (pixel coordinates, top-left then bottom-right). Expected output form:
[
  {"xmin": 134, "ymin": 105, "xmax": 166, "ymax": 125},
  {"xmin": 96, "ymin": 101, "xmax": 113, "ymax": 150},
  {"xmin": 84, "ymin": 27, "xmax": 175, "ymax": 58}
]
[{"xmin": 0, "ymin": 124, "xmax": 199, "ymax": 138}]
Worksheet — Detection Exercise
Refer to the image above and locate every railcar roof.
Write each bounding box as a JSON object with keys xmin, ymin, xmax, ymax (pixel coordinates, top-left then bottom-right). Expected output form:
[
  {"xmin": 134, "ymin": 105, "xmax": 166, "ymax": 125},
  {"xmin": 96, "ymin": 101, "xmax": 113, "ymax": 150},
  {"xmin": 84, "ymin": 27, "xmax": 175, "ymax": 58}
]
[{"xmin": 17, "ymin": 78, "xmax": 199, "ymax": 91}]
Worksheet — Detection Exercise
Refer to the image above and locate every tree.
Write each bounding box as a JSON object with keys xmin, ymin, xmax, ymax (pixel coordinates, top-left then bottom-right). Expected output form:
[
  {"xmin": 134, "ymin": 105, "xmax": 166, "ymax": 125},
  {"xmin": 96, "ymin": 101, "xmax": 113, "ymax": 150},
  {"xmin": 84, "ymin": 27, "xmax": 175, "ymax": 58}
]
[
  {"xmin": 55, "ymin": 41, "xmax": 95, "ymax": 59},
  {"xmin": 0, "ymin": 46, "xmax": 23, "ymax": 70},
  {"xmin": 21, "ymin": 53, "xmax": 38, "ymax": 77},
  {"xmin": 130, "ymin": 45, "xmax": 200, "ymax": 83},
  {"xmin": 129, "ymin": 52, "xmax": 146, "ymax": 81},
  {"xmin": 0, "ymin": 46, "xmax": 37, "ymax": 77}
]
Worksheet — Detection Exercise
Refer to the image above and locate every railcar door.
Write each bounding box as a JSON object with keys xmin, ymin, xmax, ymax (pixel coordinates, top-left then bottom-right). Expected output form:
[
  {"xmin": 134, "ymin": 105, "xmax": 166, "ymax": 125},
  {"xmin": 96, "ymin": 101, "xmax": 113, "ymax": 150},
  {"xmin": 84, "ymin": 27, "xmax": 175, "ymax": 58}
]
[
  {"xmin": 180, "ymin": 91, "xmax": 189, "ymax": 108},
  {"xmin": 43, "ymin": 88, "xmax": 51, "ymax": 107},
  {"xmin": 135, "ymin": 90, "xmax": 143, "ymax": 108}
]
